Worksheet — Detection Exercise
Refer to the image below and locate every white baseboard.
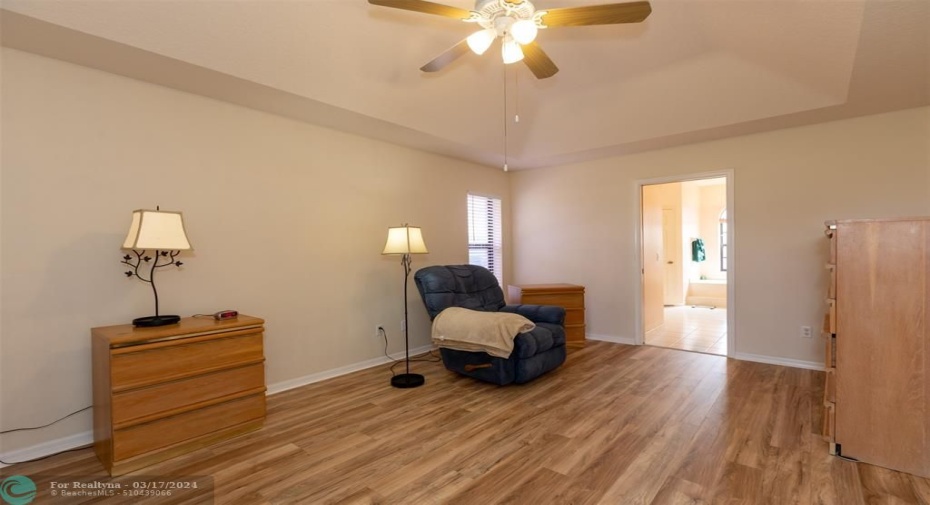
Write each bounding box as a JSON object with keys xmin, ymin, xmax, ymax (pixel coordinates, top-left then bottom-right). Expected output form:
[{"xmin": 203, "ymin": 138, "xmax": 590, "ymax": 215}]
[
  {"xmin": 685, "ymin": 296, "xmax": 727, "ymax": 308},
  {"xmin": 1, "ymin": 345, "xmax": 436, "ymax": 468},
  {"xmin": 266, "ymin": 344, "xmax": 435, "ymax": 395},
  {"xmin": 731, "ymin": 352, "xmax": 824, "ymax": 371},
  {"xmin": 0, "ymin": 431, "xmax": 93, "ymax": 469},
  {"xmin": 585, "ymin": 335, "xmax": 824, "ymax": 373},
  {"xmin": 586, "ymin": 333, "xmax": 637, "ymax": 345}
]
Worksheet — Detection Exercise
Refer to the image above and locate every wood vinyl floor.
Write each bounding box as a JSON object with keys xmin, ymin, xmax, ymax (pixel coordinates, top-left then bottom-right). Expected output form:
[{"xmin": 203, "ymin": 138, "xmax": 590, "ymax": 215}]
[{"xmin": 5, "ymin": 341, "xmax": 930, "ymax": 504}]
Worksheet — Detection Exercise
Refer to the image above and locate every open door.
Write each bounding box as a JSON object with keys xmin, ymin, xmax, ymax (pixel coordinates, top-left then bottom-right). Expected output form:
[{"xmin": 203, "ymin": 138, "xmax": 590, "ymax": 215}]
[
  {"xmin": 662, "ymin": 208, "xmax": 683, "ymax": 305},
  {"xmin": 642, "ymin": 185, "xmax": 665, "ymax": 333}
]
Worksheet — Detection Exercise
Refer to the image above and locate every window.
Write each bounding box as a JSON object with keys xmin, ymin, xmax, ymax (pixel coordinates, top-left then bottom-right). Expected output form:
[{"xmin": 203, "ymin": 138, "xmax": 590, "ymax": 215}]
[
  {"xmin": 720, "ymin": 208, "xmax": 727, "ymax": 272},
  {"xmin": 467, "ymin": 193, "xmax": 503, "ymax": 285}
]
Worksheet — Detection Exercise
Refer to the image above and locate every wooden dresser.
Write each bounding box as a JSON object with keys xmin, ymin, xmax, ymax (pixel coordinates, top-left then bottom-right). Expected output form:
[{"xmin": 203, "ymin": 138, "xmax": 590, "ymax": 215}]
[
  {"xmin": 822, "ymin": 218, "xmax": 930, "ymax": 477},
  {"xmin": 92, "ymin": 315, "xmax": 267, "ymax": 476},
  {"xmin": 508, "ymin": 284, "xmax": 585, "ymax": 347}
]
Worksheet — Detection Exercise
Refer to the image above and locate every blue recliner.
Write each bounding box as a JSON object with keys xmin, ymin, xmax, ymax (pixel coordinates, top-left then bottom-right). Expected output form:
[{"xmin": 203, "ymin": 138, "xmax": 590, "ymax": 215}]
[{"xmin": 414, "ymin": 265, "xmax": 566, "ymax": 385}]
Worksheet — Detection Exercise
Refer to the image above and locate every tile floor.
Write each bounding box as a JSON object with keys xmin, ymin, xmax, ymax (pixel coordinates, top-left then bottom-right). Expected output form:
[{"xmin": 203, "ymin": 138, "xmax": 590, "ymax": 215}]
[{"xmin": 645, "ymin": 305, "xmax": 727, "ymax": 355}]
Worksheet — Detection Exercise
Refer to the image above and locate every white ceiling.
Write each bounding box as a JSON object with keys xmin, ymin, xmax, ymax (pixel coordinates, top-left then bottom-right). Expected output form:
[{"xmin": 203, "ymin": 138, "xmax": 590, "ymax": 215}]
[{"xmin": 1, "ymin": 0, "xmax": 928, "ymax": 170}]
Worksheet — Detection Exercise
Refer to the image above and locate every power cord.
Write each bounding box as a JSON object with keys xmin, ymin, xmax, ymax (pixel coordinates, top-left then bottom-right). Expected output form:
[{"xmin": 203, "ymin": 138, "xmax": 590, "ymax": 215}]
[
  {"xmin": 0, "ymin": 406, "xmax": 93, "ymax": 465},
  {"xmin": 379, "ymin": 326, "xmax": 441, "ymax": 377},
  {"xmin": 0, "ymin": 406, "xmax": 92, "ymax": 435},
  {"xmin": 411, "ymin": 349, "xmax": 442, "ymax": 363}
]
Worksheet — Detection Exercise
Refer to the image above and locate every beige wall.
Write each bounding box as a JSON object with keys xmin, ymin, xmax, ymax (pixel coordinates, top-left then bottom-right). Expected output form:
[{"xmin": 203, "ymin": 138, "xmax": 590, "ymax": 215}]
[
  {"xmin": 697, "ymin": 183, "xmax": 727, "ymax": 280},
  {"xmin": 511, "ymin": 106, "xmax": 930, "ymax": 362},
  {"xmin": 680, "ymin": 181, "xmax": 701, "ymax": 284},
  {"xmin": 0, "ymin": 49, "xmax": 510, "ymax": 452}
]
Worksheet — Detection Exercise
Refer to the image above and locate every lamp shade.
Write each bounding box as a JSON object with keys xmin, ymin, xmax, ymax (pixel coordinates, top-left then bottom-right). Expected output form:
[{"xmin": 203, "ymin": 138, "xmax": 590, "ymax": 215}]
[
  {"xmin": 510, "ymin": 19, "xmax": 538, "ymax": 45},
  {"xmin": 501, "ymin": 37, "xmax": 524, "ymax": 64},
  {"xmin": 122, "ymin": 209, "xmax": 193, "ymax": 250},
  {"xmin": 382, "ymin": 226, "xmax": 428, "ymax": 255},
  {"xmin": 467, "ymin": 28, "xmax": 496, "ymax": 55}
]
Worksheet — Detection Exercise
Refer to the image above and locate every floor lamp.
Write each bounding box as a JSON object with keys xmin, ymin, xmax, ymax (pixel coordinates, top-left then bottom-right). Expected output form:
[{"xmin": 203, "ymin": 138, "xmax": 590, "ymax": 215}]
[{"xmin": 382, "ymin": 224, "xmax": 429, "ymax": 388}]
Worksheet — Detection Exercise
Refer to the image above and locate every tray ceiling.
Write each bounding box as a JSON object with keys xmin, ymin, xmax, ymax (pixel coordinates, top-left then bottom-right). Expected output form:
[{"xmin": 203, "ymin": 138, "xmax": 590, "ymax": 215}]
[{"xmin": 1, "ymin": 0, "xmax": 927, "ymax": 169}]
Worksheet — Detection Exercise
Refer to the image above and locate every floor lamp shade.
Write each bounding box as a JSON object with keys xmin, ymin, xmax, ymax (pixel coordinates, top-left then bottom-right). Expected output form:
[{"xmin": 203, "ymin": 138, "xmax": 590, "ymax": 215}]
[
  {"xmin": 382, "ymin": 226, "xmax": 428, "ymax": 255},
  {"xmin": 382, "ymin": 224, "xmax": 428, "ymax": 389},
  {"xmin": 121, "ymin": 209, "xmax": 192, "ymax": 328}
]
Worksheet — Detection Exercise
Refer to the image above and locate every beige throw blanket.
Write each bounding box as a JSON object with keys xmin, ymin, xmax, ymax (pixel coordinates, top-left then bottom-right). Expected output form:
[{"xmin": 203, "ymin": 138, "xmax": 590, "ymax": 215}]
[{"xmin": 431, "ymin": 307, "xmax": 535, "ymax": 358}]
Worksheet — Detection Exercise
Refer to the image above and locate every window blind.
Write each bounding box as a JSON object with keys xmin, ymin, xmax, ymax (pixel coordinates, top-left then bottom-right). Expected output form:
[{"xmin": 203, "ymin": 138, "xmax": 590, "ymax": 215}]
[{"xmin": 467, "ymin": 193, "xmax": 503, "ymax": 285}]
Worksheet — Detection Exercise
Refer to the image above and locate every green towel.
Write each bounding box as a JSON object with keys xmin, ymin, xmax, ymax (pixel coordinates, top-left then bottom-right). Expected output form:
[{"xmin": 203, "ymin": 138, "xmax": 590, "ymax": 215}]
[{"xmin": 692, "ymin": 239, "xmax": 706, "ymax": 262}]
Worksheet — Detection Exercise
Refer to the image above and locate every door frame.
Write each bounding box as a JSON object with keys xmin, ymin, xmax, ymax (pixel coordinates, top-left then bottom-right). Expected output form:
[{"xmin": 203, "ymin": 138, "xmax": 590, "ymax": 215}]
[{"xmin": 632, "ymin": 169, "xmax": 736, "ymax": 356}]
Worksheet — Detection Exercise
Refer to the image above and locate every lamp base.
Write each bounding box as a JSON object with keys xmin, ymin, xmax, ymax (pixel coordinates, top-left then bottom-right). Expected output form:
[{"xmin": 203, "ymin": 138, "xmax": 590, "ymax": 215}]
[
  {"xmin": 391, "ymin": 373, "xmax": 425, "ymax": 389},
  {"xmin": 132, "ymin": 315, "xmax": 181, "ymax": 327}
]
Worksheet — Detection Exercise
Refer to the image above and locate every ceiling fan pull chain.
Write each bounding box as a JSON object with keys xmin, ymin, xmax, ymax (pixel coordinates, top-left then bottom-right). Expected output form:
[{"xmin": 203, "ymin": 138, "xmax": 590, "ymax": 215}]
[
  {"xmin": 514, "ymin": 69, "xmax": 520, "ymax": 123},
  {"xmin": 503, "ymin": 65, "xmax": 509, "ymax": 172}
]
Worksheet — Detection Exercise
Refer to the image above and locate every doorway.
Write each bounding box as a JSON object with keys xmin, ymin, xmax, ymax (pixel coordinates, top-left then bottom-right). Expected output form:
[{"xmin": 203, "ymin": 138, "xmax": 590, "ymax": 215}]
[{"xmin": 637, "ymin": 173, "xmax": 733, "ymax": 356}]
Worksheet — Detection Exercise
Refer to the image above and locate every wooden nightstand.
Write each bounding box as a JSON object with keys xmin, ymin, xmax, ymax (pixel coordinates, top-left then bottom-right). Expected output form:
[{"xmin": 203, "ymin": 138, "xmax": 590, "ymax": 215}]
[
  {"xmin": 92, "ymin": 315, "xmax": 267, "ymax": 475},
  {"xmin": 508, "ymin": 284, "xmax": 586, "ymax": 347}
]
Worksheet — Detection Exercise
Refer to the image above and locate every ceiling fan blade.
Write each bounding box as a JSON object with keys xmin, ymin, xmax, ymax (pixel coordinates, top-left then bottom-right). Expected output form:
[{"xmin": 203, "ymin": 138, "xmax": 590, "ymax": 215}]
[
  {"xmin": 420, "ymin": 39, "xmax": 471, "ymax": 72},
  {"xmin": 541, "ymin": 1, "xmax": 652, "ymax": 27},
  {"xmin": 368, "ymin": 0, "xmax": 473, "ymax": 20},
  {"xmin": 521, "ymin": 42, "xmax": 559, "ymax": 79}
]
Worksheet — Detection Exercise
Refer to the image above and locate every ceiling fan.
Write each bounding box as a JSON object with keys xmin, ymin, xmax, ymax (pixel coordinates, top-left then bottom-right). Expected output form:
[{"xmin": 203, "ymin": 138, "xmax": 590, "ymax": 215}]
[{"xmin": 369, "ymin": 0, "xmax": 652, "ymax": 79}]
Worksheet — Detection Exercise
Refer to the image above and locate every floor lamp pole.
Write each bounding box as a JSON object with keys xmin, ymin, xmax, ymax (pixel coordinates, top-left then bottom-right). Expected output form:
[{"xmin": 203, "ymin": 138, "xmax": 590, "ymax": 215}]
[{"xmin": 391, "ymin": 253, "xmax": 425, "ymax": 388}]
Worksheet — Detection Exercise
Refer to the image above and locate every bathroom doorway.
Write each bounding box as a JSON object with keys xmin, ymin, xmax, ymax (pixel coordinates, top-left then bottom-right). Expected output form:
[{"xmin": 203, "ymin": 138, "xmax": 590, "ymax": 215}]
[{"xmin": 637, "ymin": 173, "xmax": 733, "ymax": 356}]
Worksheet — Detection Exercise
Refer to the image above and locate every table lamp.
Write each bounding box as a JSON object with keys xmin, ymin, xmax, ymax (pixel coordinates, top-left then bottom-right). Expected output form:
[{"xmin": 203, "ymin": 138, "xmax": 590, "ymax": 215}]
[{"xmin": 121, "ymin": 208, "xmax": 192, "ymax": 327}]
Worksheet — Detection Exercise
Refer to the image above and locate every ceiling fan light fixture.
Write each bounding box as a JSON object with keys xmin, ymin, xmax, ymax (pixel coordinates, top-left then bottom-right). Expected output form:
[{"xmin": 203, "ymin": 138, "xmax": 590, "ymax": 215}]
[
  {"xmin": 466, "ymin": 28, "xmax": 497, "ymax": 55},
  {"xmin": 510, "ymin": 19, "xmax": 538, "ymax": 45},
  {"xmin": 501, "ymin": 37, "xmax": 524, "ymax": 64},
  {"xmin": 368, "ymin": 0, "xmax": 653, "ymax": 79}
]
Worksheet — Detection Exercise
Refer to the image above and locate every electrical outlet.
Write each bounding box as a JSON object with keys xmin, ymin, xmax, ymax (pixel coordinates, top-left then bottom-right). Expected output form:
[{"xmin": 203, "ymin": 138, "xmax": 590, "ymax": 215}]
[
  {"xmin": 800, "ymin": 325, "xmax": 812, "ymax": 338},
  {"xmin": 375, "ymin": 325, "xmax": 384, "ymax": 338}
]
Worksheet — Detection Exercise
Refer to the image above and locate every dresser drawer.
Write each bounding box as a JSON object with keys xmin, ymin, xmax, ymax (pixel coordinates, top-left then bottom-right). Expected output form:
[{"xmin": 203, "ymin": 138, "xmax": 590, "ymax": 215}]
[
  {"xmin": 824, "ymin": 368, "xmax": 836, "ymax": 403},
  {"xmin": 826, "ymin": 299, "xmax": 836, "ymax": 334},
  {"xmin": 520, "ymin": 293, "xmax": 583, "ymax": 308},
  {"xmin": 111, "ymin": 330, "xmax": 264, "ymax": 391},
  {"xmin": 826, "ymin": 264, "xmax": 836, "ymax": 299},
  {"xmin": 113, "ymin": 393, "xmax": 266, "ymax": 461},
  {"xmin": 822, "ymin": 401, "xmax": 835, "ymax": 441},
  {"xmin": 112, "ymin": 364, "xmax": 266, "ymax": 428},
  {"xmin": 564, "ymin": 308, "xmax": 585, "ymax": 326},
  {"xmin": 565, "ymin": 325, "xmax": 585, "ymax": 342},
  {"xmin": 824, "ymin": 334, "xmax": 835, "ymax": 368}
]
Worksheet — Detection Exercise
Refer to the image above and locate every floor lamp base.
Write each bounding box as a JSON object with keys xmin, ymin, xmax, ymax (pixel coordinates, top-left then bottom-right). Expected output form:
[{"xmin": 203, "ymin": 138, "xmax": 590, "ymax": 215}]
[{"xmin": 391, "ymin": 373, "xmax": 425, "ymax": 389}]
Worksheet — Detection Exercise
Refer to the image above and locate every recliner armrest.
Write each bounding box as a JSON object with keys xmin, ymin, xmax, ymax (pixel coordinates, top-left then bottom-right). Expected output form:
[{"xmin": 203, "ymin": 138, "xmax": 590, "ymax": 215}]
[{"xmin": 501, "ymin": 304, "xmax": 566, "ymax": 325}]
